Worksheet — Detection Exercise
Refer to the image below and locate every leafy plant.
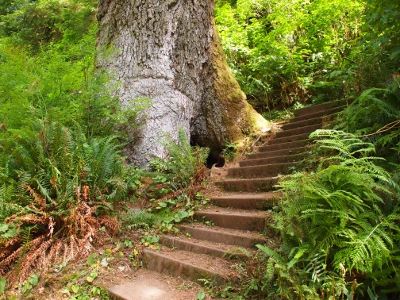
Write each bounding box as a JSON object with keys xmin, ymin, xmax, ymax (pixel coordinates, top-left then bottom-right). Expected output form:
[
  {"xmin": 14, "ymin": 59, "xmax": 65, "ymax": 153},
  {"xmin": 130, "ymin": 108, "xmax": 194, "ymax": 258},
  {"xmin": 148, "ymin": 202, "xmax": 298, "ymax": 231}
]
[
  {"xmin": 0, "ymin": 121, "xmax": 127, "ymax": 287},
  {"xmin": 149, "ymin": 128, "xmax": 209, "ymax": 190},
  {"xmin": 338, "ymin": 82, "xmax": 400, "ymax": 166},
  {"xmin": 256, "ymin": 130, "xmax": 400, "ymax": 299}
]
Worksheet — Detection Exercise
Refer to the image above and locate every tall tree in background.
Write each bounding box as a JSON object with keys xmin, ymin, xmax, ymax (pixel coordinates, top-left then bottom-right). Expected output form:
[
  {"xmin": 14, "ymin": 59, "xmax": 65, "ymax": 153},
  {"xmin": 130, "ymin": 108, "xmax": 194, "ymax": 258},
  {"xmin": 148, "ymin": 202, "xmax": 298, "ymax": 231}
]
[{"xmin": 96, "ymin": 0, "xmax": 269, "ymax": 167}]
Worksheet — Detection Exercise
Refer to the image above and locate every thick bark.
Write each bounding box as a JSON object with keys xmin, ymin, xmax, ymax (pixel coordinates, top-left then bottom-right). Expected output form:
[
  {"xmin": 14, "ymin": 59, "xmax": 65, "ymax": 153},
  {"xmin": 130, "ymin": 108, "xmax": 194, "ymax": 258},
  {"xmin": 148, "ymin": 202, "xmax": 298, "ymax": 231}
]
[{"xmin": 96, "ymin": 0, "xmax": 269, "ymax": 167}]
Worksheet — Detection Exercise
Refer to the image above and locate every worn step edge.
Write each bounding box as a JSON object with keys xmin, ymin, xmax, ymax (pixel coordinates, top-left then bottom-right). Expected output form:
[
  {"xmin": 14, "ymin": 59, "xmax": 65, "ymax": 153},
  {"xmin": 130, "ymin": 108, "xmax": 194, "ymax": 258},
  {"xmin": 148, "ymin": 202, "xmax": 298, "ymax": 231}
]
[
  {"xmin": 282, "ymin": 116, "xmax": 323, "ymax": 130},
  {"xmin": 291, "ymin": 105, "xmax": 345, "ymax": 123},
  {"xmin": 210, "ymin": 192, "xmax": 281, "ymax": 209},
  {"xmin": 267, "ymin": 132, "xmax": 311, "ymax": 145},
  {"xmin": 258, "ymin": 139, "xmax": 309, "ymax": 152},
  {"xmin": 282, "ymin": 110, "xmax": 340, "ymax": 131},
  {"xmin": 143, "ymin": 248, "xmax": 234, "ymax": 285},
  {"xmin": 293, "ymin": 100, "xmax": 347, "ymax": 117},
  {"xmin": 177, "ymin": 224, "xmax": 267, "ymax": 248},
  {"xmin": 248, "ymin": 146, "xmax": 307, "ymax": 159},
  {"xmin": 194, "ymin": 208, "xmax": 270, "ymax": 231},
  {"xmin": 160, "ymin": 235, "xmax": 251, "ymax": 261},
  {"xmin": 215, "ymin": 177, "xmax": 278, "ymax": 193},
  {"xmin": 227, "ymin": 162, "xmax": 295, "ymax": 179},
  {"xmin": 240, "ymin": 152, "xmax": 306, "ymax": 167},
  {"xmin": 275, "ymin": 123, "xmax": 321, "ymax": 139}
]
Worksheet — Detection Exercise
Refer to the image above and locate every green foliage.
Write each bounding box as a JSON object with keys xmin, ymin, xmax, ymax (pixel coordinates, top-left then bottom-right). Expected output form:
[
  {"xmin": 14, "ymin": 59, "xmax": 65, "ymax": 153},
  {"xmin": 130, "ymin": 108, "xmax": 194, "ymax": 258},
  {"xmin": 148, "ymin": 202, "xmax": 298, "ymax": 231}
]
[
  {"xmin": 338, "ymin": 82, "xmax": 400, "ymax": 166},
  {"xmin": 215, "ymin": 0, "xmax": 365, "ymax": 110},
  {"xmin": 139, "ymin": 132, "xmax": 210, "ymax": 233},
  {"xmin": 149, "ymin": 128, "xmax": 209, "ymax": 189},
  {"xmin": 0, "ymin": 0, "xmax": 98, "ymax": 53},
  {"xmin": 0, "ymin": 0, "xmax": 148, "ymax": 287},
  {"xmin": 255, "ymin": 130, "xmax": 400, "ymax": 299},
  {"xmin": 215, "ymin": 0, "xmax": 399, "ymax": 111}
]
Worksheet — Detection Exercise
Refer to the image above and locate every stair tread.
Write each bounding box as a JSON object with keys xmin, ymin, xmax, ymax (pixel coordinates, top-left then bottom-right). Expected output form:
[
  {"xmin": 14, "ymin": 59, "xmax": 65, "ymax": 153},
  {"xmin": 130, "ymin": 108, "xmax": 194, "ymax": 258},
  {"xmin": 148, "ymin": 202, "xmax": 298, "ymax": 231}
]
[
  {"xmin": 240, "ymin": 153, "xmax": 306, "ymax": 167},
  {"xmin": 196, "ymin": 207, "xmax": 270, "ymax": 217},
  {"xmin": 211, "ymin": 192, "xmax": 280, "ymax": 200},
  {"xmin": 248, "ymin": 146, "xmax": 308, "ymax": 159},
  {"xmin": 160, "ymin": 234, "xmax": 254, "ymax": 260},
  {"xmin": 231, "ymin": 161, "xmax": 295, "ymax": 169},
  {"xmin": 258, "ymin": 139, "xmax": 309, "ymax": 151},
  {"xmin": 217, "ymin": 176, "xmax": 279, "ymax": 181},
  {"xmin": 144, "ymin": 247, "xmax": 239, "ymax": 281},
  {"xmin": 178, "ymin": 223, "xmax": 266, "ymax": 240}
]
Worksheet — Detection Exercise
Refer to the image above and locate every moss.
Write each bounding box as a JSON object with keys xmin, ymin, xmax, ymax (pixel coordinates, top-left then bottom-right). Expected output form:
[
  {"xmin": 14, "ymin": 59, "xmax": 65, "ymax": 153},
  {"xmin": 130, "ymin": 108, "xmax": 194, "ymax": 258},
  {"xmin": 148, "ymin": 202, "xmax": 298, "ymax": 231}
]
[{"xmin": 210, "ymin": 25, "xmax": 270, "ymax": 144}]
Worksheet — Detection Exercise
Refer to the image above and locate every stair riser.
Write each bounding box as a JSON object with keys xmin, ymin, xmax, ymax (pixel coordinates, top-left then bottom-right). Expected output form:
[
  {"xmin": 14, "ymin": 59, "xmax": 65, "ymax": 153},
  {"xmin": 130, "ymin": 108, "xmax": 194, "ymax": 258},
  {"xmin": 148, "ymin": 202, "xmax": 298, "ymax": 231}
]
[
  {"xmin": 258, "ymin": 139, "xmax": 309, "ymax": 152},
  {"xmin": 282, "ymin": 117, "xmax": 322, "ymax": 130},
  {"xmin": 143, "ymin": 249, "xmax": 226, "ymax": 285},
  {"xmin": 215, "ymin": 178, "xmax": 278, "ymax": 192},
  {"xmin": 160, "ymin": 236, "xmax": 249, "ymax": 261},
  {"xmin": 267, "ymin": 132, "xmax": 311, "ymax": 145},
  {"xmin": 227, "ymin": 163, "xmax": 294, "ymax": 178},
  {"xmin": 240, "ymin": 153, "xmax": 306, "ymax": 167},
  {"xmin": 194, "ymin": 213, "xmax": 266, "ymax": 231},
  {"xmin": 275, "ymin": 123, "xmax": 321, "ymax": 139},
  {"xmin": 177, "ymin": 225, "xmax": 265, "ymax": 248},
  {"xmin": 291, "ymin": 106, "xmax": 345, "ymax": 123},
  {"xmin": 248, "ymin": 147, "xmax": 307, "ymax": 159},
  {"xmin": 211, "ymin": 197, "xmax": 279, "ymax": 210},
  {"xmin": 294, "ymin": 100, "xmax": 347, "ymax": 117}
]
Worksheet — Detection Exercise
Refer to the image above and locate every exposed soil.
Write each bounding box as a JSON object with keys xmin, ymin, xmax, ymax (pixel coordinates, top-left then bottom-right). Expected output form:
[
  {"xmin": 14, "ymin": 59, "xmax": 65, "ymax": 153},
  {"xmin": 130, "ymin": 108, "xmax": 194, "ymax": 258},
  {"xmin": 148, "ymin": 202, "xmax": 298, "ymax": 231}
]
[{"xmin": 10, "ymin": 229, "xmax": 207, "ymax": 300}]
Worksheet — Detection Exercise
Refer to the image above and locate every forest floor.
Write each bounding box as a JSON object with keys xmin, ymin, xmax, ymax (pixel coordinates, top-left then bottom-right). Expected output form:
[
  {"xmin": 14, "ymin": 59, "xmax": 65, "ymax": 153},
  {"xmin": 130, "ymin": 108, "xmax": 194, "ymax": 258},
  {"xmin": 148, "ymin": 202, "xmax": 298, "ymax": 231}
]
[
  {"xmin": 6, "ymin": 130, "xmax": 278, "ymax": 300},
  {"xmin": 19, "ymin": 167, "xmax": 235, "ymax": 300}
]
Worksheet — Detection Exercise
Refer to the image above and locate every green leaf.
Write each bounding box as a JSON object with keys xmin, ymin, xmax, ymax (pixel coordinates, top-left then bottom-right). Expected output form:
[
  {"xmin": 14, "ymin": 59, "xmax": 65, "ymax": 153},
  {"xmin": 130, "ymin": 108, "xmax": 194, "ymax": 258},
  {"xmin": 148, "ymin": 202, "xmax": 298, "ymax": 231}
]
[
  {"xmin": 86, "ymin": 272, "xmax": 98, "ymax": 283},
  {"xmin": 0, "ymin": 278, "xmax": 6, "ymax": 295},
  {"xmin": 28, "ymin": 274, "xmax": 39, "ymax": 286},
  {"xmin": 71, "ymin": 285, "xmax": 80, "ymax": 293},
  {"xmin": 0, "ymin": 224, "xmax": 8, "ymax": 233},
  {"xmin": 195, "ymin": 289, "xmax": 206, "ymax": 300},
  {"xmin": 87, "ymin": 253, "xmax": 99, "ymax": 267}
]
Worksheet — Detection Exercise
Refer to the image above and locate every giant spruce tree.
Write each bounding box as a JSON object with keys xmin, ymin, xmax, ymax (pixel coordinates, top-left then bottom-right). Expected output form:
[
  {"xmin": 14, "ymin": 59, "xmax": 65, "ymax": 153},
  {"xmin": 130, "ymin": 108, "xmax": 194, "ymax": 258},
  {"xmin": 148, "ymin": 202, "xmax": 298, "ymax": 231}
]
[{"xmin": 96, "ymin": 0, "xmax": 269, "ymax": 167}]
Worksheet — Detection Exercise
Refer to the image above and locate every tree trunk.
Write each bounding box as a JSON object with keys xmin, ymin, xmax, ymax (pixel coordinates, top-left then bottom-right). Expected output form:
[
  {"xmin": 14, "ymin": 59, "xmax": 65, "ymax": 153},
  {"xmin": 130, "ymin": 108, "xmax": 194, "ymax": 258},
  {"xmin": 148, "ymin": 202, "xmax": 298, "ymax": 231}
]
[{"xmin": 96, "ymin": 0, "xmax": 269, "ymax": 167}]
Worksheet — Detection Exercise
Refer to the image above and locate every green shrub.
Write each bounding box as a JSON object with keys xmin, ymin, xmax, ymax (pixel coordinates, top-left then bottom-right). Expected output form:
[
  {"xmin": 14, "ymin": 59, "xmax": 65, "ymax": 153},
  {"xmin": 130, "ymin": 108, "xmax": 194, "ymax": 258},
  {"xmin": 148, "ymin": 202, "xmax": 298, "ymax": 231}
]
[
  {"xmin": 257, "ymin": 130, "xmax": 400, "ymax": 299},
  {"xmin": 149, "ymin": 128, "xmax": 209, "ymax": 190},
  {"xmin": 0, "ymin": 121, "xmax": 133, "ymax": 286}
]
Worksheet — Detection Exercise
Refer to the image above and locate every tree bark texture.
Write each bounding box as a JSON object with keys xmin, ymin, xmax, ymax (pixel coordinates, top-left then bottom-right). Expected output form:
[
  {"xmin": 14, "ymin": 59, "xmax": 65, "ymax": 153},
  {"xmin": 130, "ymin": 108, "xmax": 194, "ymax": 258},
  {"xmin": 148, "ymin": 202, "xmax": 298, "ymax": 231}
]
[{"xmin": 96, "ymin": 0, "xmax": 269, "ymax": 167}]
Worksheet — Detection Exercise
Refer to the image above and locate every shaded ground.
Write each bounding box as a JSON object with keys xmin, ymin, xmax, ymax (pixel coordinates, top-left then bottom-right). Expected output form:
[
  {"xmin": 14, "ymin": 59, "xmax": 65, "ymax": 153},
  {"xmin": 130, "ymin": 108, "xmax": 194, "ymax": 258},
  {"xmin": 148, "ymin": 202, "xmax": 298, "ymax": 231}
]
[{"xmin": 3, "ymin": 130, "xmax": 279, "ymax": 300}]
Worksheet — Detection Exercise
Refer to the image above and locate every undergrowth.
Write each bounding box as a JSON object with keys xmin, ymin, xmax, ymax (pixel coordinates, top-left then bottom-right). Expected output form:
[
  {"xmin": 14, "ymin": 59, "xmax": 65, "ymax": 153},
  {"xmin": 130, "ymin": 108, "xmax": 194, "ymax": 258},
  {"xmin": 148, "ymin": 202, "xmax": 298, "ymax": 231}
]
[
  {"xmin": 0, "ymin": 122, "xmax": 135, "ymax": 290},
  {"xmin": 240, "ymin": 130, "xmax": 400, "ymax": 299}
]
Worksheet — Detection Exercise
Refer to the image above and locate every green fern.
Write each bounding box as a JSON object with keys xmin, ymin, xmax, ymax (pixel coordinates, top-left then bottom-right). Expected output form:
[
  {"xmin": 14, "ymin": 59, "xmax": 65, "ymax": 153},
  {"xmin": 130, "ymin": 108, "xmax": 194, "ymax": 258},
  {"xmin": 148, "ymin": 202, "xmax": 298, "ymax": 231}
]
[
  {"xmin": 150, "ymin": 128, "xmax": 209, "ymax": 189},
  {"xmin": 271, "ymin": 129, "xmax": 400, "ymax": 298},
  {"xmin": 338, "ymin": 84, "xmax": 400, "ymax": 163}
]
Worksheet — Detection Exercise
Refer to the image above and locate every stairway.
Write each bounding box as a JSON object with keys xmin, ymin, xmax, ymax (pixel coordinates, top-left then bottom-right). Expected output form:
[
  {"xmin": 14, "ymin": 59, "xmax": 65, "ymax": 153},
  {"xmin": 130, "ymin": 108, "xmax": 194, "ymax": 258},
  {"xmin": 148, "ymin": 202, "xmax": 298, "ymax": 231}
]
[{"xmin": 108, "ymin": 100, "xmax": 346, "ymax": 298}]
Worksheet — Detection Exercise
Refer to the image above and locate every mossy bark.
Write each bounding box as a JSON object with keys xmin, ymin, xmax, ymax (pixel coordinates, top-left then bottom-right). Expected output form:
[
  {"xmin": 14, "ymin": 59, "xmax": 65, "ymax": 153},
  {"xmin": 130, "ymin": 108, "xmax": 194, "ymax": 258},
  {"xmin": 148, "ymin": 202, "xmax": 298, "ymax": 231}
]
[{"xmin": 96, "ymin": 0, "xmax": 269, "ymax": 167}]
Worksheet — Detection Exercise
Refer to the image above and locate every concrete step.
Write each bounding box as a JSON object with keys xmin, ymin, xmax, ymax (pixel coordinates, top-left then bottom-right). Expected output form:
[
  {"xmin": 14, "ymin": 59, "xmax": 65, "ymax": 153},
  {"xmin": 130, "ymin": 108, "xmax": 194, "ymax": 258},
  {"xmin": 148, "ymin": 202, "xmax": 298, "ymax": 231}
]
[
  {"xmin": 177, "ymin": 223, "xmax": 267, "ymax": 248},
  {"xmin": 248, "ymin": 146, "xmax": 307, "ymax": 160},
  {"xmin": 291, "ymin": 105, "xmax": 345, "ymax": 123},
  {"xmin": 240, "ymin": 152, "xmax": 306, "ymax": 167},
  {"xmin": 267, "ymin": 132, "xmax": 311, "ymax": 145},
  {"xmin": 275, "ymin": 123, "xmax": 321, "ymax": 139},
  {"xmin": 214, "ymin": 177, "xmax": 278, "ymax": 193},
  {"xmin": 160, "ymin": 234, "xmax": 252, "ymax": 261},
  {"xmin": 258, "ymin": 139, "xmax": 309, "ymax": 152},
  {"xmin": 227, "ymin": 162, "xmax": 295, "ymax": 178},
  {"xmin": 194, "ymin": 207, "xmax": 270, "ymax": 231},
  {"xmin": 210, "ymin": 192, "xmax": 281, "ymax": 210},
  {"xmin": 143, "ymin": 248, "xmax": 238, "ymax": 285},
  {"xmin": 293, "ymin": 99, "xmax": 347, "ymax": 117}
]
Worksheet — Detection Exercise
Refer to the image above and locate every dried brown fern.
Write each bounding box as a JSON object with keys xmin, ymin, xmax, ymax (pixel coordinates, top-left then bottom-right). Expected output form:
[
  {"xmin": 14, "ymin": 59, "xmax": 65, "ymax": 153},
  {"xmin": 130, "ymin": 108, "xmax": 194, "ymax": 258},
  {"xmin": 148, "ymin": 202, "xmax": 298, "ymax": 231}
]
[{"xmin": 0, "ymin": 197, "xmax": 119, "ymax": 288}]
